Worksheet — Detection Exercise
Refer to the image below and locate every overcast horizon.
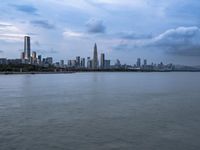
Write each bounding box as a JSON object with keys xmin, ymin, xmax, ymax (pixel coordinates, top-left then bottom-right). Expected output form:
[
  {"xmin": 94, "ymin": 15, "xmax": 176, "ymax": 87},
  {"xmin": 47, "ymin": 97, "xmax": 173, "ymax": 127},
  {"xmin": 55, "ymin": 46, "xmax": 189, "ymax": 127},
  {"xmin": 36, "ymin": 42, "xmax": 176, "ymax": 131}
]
[{"xmin": 1, "ymin": 0, "xmax": 200, "ymax": 65}]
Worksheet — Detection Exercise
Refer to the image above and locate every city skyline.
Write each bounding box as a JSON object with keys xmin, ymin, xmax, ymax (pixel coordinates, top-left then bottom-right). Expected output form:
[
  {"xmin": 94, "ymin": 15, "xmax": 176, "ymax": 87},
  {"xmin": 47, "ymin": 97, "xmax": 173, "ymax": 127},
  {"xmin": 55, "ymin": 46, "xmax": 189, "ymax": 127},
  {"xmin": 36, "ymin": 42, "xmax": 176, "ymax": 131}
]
[{"xmin": 0, "ymin": 1, "xmax": 200, "ymax": 65}]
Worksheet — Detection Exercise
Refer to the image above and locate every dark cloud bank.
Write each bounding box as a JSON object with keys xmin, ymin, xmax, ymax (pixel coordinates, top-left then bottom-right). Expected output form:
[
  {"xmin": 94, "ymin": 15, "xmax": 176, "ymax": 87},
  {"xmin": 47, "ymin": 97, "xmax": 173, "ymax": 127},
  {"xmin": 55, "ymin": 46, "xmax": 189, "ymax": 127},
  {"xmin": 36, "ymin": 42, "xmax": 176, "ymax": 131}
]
[{"xmin": 114, "ymin": 26, "xmax": 200, "ymax": 56}]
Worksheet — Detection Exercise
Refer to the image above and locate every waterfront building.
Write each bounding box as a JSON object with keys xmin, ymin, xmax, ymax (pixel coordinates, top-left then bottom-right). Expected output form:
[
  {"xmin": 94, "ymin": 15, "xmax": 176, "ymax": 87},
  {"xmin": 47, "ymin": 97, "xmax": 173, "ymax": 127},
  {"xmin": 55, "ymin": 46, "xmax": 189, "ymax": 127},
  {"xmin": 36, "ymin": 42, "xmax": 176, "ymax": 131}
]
[
  {"xmin": 100, "ymin": 53, "xmax": 105, "ymax": 69},
  {"xmin": 21, "ymin": 52, "xmax": 25, "ymax": 60},
  {"xmin": 144, "ymin": 59, "xmax": 147, "ymax": 66},
  {"xmin": 115, "ymin": 59, "xmax": 121, "ymax": 68},
  {"xmin": 76, "ymin": 56, "xmax": 80, "ymax": 67},
  {"xmin": 137, "ymin": 58, "xmax": 141, "ymax": 68},
  {"xmin": 24, "ymin": 36, "xmax": 31, "ymax": 60},
  {"xmin": 60, "ymin": 60, "xmax": 64, "ymax": 67},
  {"xmin": 81, "ymin": 58, "xmax": 85, "ymax": 68},
  {"xmin": 46, "ymin": 57, "xmax": 53, "ymax": 65},
  {"xmin": 87, "ymin": 57, "xmax": 92, "ymax": 69},
  {"xmin": 92, "ymin": 43, "xmax": 98, "ymax": 69},
  {"xmin": 105, "ymin": 60, "xmax": 111, "ymax": 69},
  {"xmin": 32, "ymin": 51, "xmax": 37, "ymax": 64},
  {"xmin": 38, "ymin": 55, "xmax": 42, "ymax": 64},
  {"xmin": 0, "ymin": 58, "xmax": 7, "ymax": 65}
]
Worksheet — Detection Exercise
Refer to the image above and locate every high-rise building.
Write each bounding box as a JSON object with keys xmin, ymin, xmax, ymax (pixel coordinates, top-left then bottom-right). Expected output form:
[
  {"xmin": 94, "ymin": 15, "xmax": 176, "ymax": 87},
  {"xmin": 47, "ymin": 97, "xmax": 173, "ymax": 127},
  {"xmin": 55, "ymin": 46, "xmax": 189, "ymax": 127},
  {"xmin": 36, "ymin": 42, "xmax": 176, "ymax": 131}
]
[
  {"xmin": 21, "ymin": 52, "xmax": 25, "ymax": 60},
  {"xmin": 144, "ymin": 59, "xmax": 147, "ymax": 66},
  {"xmin": 92, "ymin": 43, "xmax": 98, "ymax": 69},
  {"xmin": 46, "ymin": 57, "xmax": 53, "ymax": 65},
  {"xmin": 105, "ymin": 60, "xmax": 111, "ymax": 69},
  {"xmin": 100, "ymin": 53, "xmax": 105, "ymax": 69},
  {"xmin": 76, "ymin": 56, "xmax": 80, "ymax": 67},
  {"xmin": 38, "ymin": 55, "xmax": 42, "ymax": 64},
  {"xmin": 137, "ymin": 58, "xmax": 141, "ymax": 68},
  {"xmin": 32, "ymin": 51, "xmax": 37, "ymax": 59},
  {"xmin": 87, "ymin": 57, "xmax": 92, "ymax": 69},
  {"xmin": 24, "ymin": 36, "xmax": 31, "ymax": 60},
  {"xmin": 81, "ymin": 58, "xmax": 85, "ymax": 68},
  {"xmin": 60, "ymin": 60, "xmax": 64, "ymax": 67}
]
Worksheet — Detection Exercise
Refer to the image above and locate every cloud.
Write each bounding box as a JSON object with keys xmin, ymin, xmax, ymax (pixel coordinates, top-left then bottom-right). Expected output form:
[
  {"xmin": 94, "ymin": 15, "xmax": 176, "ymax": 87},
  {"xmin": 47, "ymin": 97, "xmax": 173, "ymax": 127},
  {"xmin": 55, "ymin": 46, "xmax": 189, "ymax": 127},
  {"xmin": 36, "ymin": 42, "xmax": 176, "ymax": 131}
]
[
  {"xmin": 151, "ymin": 26, "xmax": 200, "ymax": 56},
  {"xmin": 114, "ymin": 26, "xmax": 200, "ymax": 56},
  {"xmin": 10, "ymin": 4, "xmax": 38, "ymax": 15},
  {"xmin": 0, "ymin": 24, "xmax": 12, "ymax": 28},
  {"xmin": 0, "ymin": 50, "xmax": 4, "ymax": 53},
  {"xmin": 37, "ymin": 48, "xmax": 58, "ymax": 54},
  {"xmin": 0, "ymin": 22, "xmax": 25, "ymax": 42},
  {"xmin": 63, "ymin": 30, "xmax": 84, "ymax": 38},
  {"xmin": 30, "ymin": 20, "xmax": 55, "ymax": 29},
  {"xmin": 86, "ymin": 18, "xmax": 106, "ymax": 33},
  {"xmin": 117, "ymin": 32, "xmax": 152, "ymax": 40}
]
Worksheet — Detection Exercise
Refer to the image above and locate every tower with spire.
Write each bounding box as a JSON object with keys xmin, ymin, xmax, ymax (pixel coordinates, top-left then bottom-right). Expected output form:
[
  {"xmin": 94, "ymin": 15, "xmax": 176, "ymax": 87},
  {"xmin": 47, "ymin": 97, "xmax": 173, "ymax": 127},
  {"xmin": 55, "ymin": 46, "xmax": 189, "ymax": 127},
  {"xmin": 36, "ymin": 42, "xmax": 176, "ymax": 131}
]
[{"xmin": 93, "ymin": 43, "xmax": 98, "ymax": 69}]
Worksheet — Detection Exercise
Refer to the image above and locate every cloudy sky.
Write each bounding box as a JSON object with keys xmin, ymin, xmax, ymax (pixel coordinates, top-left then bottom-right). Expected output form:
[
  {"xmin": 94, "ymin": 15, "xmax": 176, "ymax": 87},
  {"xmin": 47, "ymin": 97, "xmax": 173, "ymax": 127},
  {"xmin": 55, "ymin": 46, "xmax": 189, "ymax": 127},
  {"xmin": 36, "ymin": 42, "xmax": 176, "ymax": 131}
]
[{"xmin": 0, "ymin": 0, "xmax": 200, "ymax": 65}]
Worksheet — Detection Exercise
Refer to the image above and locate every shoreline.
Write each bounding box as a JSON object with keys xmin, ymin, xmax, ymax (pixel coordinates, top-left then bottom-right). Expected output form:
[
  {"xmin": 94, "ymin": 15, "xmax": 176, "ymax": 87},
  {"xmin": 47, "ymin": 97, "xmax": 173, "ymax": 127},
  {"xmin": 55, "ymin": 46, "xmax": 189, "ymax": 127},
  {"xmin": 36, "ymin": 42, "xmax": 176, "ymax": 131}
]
[{"xmin": 1, "ymin": 70, "xmax": 200, "ymax": 75}]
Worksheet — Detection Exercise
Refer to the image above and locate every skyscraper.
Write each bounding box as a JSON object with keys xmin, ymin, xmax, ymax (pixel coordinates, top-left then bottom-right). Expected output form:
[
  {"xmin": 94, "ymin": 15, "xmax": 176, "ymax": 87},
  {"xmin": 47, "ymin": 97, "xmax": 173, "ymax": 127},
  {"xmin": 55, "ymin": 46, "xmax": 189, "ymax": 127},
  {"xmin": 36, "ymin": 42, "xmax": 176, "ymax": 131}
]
[
  {"xmin": 92, "ymin": 43, "xmax": 98, "ymax": 69},
  {"xmin": 24, "ymin": 36, "xmax": 31, "ymax": 60},
  {"xmin": 100, "ymin": 53, "xmax": 105, "ymax": 69},
  {"xmin": 76, "ymin": 56, "xmax": 80, "ymax": 67},
  {"xmin": 81, "ymin": 58, "xmax": 85, "ymax": 68},
  {"xmin": 144, "ymin": 59, "xmax": 147, "ymax": 66},
  {"xmin": 137, "ymin": 58, "xmax": 141, "ymax": 68}
]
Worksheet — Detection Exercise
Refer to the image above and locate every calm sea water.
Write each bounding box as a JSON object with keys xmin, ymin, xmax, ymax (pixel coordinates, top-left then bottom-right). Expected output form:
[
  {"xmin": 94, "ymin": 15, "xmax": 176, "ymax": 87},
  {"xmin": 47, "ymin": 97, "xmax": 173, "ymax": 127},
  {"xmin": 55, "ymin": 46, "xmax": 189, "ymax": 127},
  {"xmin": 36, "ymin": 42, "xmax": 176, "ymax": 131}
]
[{"xmin": 0, "ymin": 72, "xmax": 200, "ymax": 150}]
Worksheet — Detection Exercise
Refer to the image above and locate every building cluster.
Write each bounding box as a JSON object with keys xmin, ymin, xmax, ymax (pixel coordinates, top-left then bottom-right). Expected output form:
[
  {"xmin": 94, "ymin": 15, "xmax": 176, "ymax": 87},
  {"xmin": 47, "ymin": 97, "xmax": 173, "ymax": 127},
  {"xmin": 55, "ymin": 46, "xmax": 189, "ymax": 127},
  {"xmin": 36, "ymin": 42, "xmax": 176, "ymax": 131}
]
[
  {"xmin": 0, "ymin": 36, "xmax": 175, "ymax": 71},
  {"xmin": 67, "ymin": 43, "xmax": 111, "ymax": 69}
]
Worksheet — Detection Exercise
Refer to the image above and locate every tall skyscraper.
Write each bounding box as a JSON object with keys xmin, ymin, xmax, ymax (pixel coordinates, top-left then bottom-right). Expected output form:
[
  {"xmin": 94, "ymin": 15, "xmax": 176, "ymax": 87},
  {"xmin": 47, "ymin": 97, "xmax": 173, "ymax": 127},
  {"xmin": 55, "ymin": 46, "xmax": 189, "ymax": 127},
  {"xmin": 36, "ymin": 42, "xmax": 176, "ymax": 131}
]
[
  {"xmin": 76, "ymin": 56, "xmax": 80, "ymax": 67},
  {"xmin": 144, "ymin": 59, "xmax": 147, "ymax": 66},
  {"xmin": 92, "ymin": 43, "xmax": 98, "ymax": 69},
  {"xmin": 24, "ymin": 36, "xmax": 31, "ymax": 60},
  {"xmin": 100, "ymin": 53, "xmax": 105, "ymax": 69},
  {"xmin": 81, "ymin": 58, "xmax": 85, "ymax": 68},
  {"xmin": 137, "ymin": 58, "xmax": 141, "ymax": 68}
]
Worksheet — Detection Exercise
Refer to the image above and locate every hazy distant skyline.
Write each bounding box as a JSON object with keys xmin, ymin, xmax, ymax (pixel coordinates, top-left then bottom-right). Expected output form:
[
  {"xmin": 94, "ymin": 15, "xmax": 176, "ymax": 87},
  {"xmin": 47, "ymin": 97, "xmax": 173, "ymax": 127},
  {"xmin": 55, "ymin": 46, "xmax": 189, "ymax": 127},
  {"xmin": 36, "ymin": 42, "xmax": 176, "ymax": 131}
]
[{"xmin": 0, "ymin": 0, "xmax": 200, "ymax": 65}]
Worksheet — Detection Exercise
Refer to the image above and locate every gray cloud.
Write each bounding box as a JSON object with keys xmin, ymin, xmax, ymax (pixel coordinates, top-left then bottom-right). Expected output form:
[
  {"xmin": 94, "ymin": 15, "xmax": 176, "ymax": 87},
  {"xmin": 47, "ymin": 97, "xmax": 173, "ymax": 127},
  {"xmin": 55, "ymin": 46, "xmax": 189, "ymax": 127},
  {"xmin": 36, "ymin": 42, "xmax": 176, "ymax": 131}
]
[
  {"xmin": 117, "ymin": 32, "xmax": 152, "ymax": 40},
  {"xmin": 30, "ymin": 20, "xmax": 55, "ymax": 29},
  {"xmin": 0, "ymin": 24, "xmax": 12, "ymax": 28},
  {"xmin": 0, "ymin": 50, "xmax": 4, "ymax": 53},
  {"xmin": 86, "ymin": 19, "xmax": 106, "ymax": 33},
  {"xmin": 114, "ymin": 26, "xmax": 200, "ymax": 56},
  {"xmin": 151, "ymin": 26, "xmax": 200, "ymax": 56},
  {"xmin": 36, "ymin": 48, "xmax": 58, "ymax": 54},
  {"xmin": 11, "ymin": 4, "xmax": 38, "ymax": 15}
]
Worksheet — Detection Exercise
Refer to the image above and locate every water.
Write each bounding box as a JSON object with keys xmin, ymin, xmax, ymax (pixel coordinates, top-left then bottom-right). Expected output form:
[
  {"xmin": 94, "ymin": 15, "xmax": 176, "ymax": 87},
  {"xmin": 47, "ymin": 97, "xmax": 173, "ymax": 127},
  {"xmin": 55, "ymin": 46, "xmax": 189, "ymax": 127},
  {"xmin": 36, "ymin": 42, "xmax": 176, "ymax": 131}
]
[{"xmin": 0, "ymin": 72, "xmax": 200, "ymax": 150}]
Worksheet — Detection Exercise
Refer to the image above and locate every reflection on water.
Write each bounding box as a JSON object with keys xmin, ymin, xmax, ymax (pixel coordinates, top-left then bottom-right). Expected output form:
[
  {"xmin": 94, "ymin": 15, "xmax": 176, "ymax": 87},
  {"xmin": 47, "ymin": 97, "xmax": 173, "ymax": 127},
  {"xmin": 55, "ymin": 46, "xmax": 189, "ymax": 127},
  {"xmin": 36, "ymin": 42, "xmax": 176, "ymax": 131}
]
[{"xmin": 0, "ymin": 72, "xmax": 200, "ymax": 150}]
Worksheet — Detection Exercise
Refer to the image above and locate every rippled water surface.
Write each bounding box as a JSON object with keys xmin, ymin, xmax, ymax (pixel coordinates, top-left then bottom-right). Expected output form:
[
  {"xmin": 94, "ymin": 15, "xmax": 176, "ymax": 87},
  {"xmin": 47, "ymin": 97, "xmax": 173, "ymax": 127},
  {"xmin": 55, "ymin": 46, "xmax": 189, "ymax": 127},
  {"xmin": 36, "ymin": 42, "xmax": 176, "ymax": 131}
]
[{"xmin": 0, "ymin": 72, "xmax": 200, "ymax": 150}]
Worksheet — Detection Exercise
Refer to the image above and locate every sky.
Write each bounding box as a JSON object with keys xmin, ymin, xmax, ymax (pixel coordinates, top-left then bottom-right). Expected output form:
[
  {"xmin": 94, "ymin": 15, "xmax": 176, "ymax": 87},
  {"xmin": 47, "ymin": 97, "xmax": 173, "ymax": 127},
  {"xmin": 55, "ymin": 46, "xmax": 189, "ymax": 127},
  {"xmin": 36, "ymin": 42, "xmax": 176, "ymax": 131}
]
[{"xmin": 0, "ymin": 0, "xmax": 200, "ymax": 65}]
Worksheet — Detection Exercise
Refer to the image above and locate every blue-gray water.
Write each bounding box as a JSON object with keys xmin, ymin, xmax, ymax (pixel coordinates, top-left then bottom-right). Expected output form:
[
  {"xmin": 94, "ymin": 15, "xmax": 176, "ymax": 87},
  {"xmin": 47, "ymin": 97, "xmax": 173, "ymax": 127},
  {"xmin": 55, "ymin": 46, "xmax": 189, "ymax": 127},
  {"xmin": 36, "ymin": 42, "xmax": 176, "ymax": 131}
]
[{"xmin": 0, "ymin": 72, "xmax": 200, "ymax": 150}]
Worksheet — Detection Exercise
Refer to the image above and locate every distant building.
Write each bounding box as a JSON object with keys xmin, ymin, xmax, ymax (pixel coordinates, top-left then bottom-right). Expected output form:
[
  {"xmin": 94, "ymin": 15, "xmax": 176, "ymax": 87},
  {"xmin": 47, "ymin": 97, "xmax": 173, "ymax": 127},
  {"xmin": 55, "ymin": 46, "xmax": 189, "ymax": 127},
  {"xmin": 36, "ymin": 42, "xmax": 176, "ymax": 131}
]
[
  {"xmin": 143, "ymin": 59, "xmax": 147, "ymax": 66},
  {"xmin": 68, "ymin": 60, "xmax": 76, "ymax": 67},
  {"xmin": 7, "ymin": 59, "xmax": 22, "ymax": 65},
  {"xmin": 60, "ymin": 60, "xmax": 64, "ymax": 67},
  {"xmin": 87, "ymin": 57, "xmax": 92, "ymax": 69},
  {"xmin": 20, "ymin": 52, "xmax": 25, "ymax": 60},
  {"xmin": 38, "ymin": 55, "xmax": 42, "ymax": 64},
  {"xmin": 81, "ymin": 58, "xmax": 85, "ymax": 68},
  {"xmin": 105, "ymin": 60, "xmax": 111, "ymax": 69},
  {"xmin": 24, "ymin": 36, "xmax": 31, "ymax": 60},
  {"xmin": 0, "ymin": 58, "xmax": 7, "ymax": 65},
  {"xmin": 46, "ymin": 57, "xmax": 53, "ymax": 65},
  {"xmin": 115, "ymin": 59, "xmax": 121, "ymax": 68},
  {"xmin": 32, "ymin": 51, "xmax": 37, "ymax": 64},
  {"xmin": 76, "ymin": 56, "xmax": 80, "ymax": 67},
  {"xmin": 137, "ymin": 58, "xmax": 141, "ymax": 68},
  {"xmin": 100, "ymin": 53, "xmax": 105, "ymax": 69},
  {"xmin": 92, "ymin": 43, "xmax": 98, "ymax": 69},
  {"xmin": 32, "ymin": 51, "xmax": 37, "ymax": 59}
]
